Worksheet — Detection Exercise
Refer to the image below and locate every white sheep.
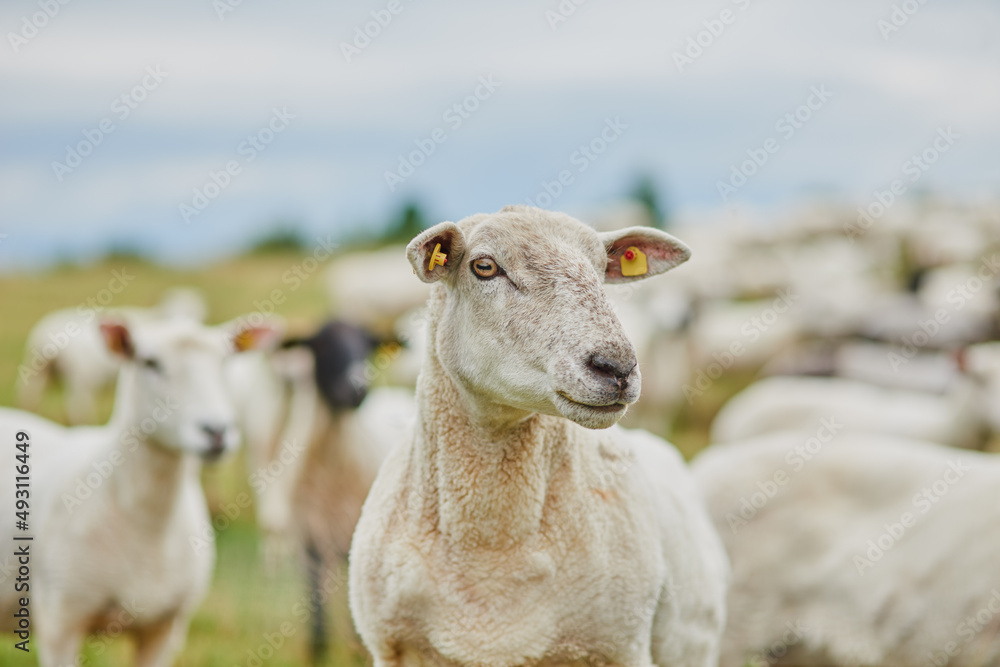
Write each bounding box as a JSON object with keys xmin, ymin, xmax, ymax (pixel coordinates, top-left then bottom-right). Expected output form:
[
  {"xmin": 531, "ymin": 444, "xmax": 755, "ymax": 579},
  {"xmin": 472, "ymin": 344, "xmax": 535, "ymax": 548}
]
[
  {"xmin": 827, "ymin": 340, "xmax": 958, "ymax": 394},
  {"xmin": 349, "ymin": 205, "xmax": 729, "ymax": 667},
  {"xmin": 324, "ymin": 245, "xmax": 432, "ymax": 336},
  {"xmin": 693, "ymin": 429, "xmax": 1000, "ymax": 667},
  {"xmin": 688, "ymin": 297, "xmax": 803, "ymax": 373},
  {"xmin": 0, "ymin": 315, "xmax": 277, "ymax": 666},
  {"xmin": 17, "ymin": 287, "xmax": 209, "ymax": 424},
  {"xmin": 710, "ymin": 373, "xmax": 987, "ymax": 449}
]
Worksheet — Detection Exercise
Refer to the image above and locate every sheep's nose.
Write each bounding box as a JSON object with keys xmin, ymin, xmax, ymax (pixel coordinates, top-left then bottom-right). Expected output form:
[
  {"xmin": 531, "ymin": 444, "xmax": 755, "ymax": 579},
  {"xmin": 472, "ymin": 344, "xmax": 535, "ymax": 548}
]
[
  {"xmin": 200, "ymin": 424, "xmax": 228, "ymax": 451},
  {"xmin": 588, "ymin": 353, "xmax": 637, "ymax": 387}
]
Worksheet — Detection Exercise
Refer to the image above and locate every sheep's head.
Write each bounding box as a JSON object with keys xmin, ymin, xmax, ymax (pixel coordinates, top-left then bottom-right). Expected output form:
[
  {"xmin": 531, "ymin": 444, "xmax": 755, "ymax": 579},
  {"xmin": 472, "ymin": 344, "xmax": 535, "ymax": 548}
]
[
  {"xmin": 282, "ymin": 320, "xmax": 384, "ymax": 412},
  {"xmin": 407, "ymin": 205, "xmax": 690, "ymax": 429},
  {"xmin": 99, "ymin": 316, "xmax": 283, "ymax": 460}
]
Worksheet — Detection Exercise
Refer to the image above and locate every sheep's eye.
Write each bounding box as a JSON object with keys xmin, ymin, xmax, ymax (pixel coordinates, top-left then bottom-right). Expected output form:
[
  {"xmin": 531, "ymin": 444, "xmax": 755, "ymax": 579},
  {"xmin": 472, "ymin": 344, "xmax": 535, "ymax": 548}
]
[
  {"xmin": 141, "ymin": 357, "xmax": 162, "ymax": 373},
  {"xmin": 472, "ymin": 258, "xmax": 499, "ymax": 279}
]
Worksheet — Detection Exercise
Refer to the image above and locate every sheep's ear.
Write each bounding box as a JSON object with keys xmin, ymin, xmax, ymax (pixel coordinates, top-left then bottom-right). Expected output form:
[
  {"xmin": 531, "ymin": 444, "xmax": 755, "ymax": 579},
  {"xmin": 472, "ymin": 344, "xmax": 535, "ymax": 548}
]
[
  {"xmin": 954, "ymin": 347, "xmax": 970, "ymax": 374},
  {"xmin": 222, "ymin": 316, "xmax": 286, "ymax": 353},
  {"xmin": 406, "ymin": 222, "xmax": 466, "ymax": 283},
  {"xmin": 600, "ymin": 227, "xmax": 691, "ymax": 284},
  {"xmin": 99, "ymin": 320, "xmax": 135, "ymax": 360},
  {"xmin": 959, "ymin": 344, "xmax": 1000, "ymax": 380}
]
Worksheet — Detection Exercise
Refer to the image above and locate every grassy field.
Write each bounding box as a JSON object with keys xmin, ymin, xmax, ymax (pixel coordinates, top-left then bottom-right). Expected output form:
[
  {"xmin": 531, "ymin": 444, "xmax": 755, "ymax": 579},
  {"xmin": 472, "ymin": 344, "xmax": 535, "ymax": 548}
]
[{"xmin": 0, "ymin": 253, "xmax": 743, "ymax": 665}]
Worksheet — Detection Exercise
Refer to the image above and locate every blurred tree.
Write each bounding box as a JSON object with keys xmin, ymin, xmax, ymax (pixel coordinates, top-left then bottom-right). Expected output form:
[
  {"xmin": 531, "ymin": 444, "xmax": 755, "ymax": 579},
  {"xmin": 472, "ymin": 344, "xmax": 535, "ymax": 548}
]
[
  {"xmin": 339, "ymin": 201, "xmax": 431, "ymax": 250},
  {"xmin": 384, "ymin": 201, "xmax": 428, "ymax": 245},
  {"xmin": 246, "ymin": 224, "xmax": 307, "ymax": 255},
  {"xmin": 629, "ymin": 174, "xmax": 670, "ymax": 229},
  {"xmin": 103, "ymin": 242, "xmax": 148, "ymax": 263}
]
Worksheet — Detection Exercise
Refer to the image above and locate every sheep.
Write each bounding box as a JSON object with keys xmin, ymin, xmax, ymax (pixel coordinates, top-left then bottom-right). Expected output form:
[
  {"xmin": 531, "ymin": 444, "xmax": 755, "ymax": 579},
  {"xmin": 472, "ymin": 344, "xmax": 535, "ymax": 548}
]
[
  {"xmin": 349, "ymin": 205, "xmax": 729, "ymax": 667},
  {"xmin": 855, "ymin": 291, "xmax": 996, "ymax": 349},
  {"xmin": 611, "ymin": 282, "xmax": 693, "ymax": 435},
  {"xmin": 688, "ymin": 297, "xmax": 803, "ymax": 373},
  {"xmin": 233, "ymin": 320, "xmax": 416, "ymax": 661},
  {"xmin": 325, "ymin": 245, "xmax": 432, "ymax": 337},
  {"xmin": 17, "ymin": 287, "xmax": 209, "ymax": 424},
  {"xmin": 762, "ymin": 339, "xmax": 960, "ymax": 394},
  {"xmin": 710, "ymin": 373, "xmax": 987, "ymax": 449},
  {"xmin": 692, "ymin": 429, "xmax": 1000, "ymax": 667},
  {"xmin": 0, "ymin": 315, "xmax": 278, "ymax": 666}
]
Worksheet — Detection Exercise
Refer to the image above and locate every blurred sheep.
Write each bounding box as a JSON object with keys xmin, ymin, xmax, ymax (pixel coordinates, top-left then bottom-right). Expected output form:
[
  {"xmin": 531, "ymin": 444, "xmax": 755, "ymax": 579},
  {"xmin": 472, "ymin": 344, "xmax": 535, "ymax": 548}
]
[
  {"xmin": 694, "ymin": 431, "xmax": 1000, "ymax": 667},
  {"xmin": 17, "ymin": 287, "xmax": 209, "ymax": 424},
  {"xmin": 0, "ymin": 315, "xmax": 279, "ymax": 666},
  {"xmin": 228, "ymin": 319, "xmax": 415, "ymax": 661}
]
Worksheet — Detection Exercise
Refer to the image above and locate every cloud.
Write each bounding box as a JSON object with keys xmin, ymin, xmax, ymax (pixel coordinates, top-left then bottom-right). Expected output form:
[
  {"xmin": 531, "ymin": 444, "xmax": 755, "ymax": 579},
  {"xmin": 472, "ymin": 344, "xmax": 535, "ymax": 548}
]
[{"xmin": 1, "ymin": 0, "xmax": 998, "ymax": 268}]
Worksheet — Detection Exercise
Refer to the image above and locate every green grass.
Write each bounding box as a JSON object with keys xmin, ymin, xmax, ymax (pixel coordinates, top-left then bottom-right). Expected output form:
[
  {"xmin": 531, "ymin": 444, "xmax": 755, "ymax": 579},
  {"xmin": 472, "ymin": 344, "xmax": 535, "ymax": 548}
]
[{"xmin": 0, "ymin": 254, "xmax": 737, "ymax": 665}]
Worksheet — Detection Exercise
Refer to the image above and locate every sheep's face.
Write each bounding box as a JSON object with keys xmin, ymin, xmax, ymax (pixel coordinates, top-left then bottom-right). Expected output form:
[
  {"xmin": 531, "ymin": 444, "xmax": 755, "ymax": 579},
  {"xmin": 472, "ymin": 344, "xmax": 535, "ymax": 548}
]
[
  {"xmin": 100, "ymin": 318, "xmax": 281, "ymax": 460},
  {"xmin": 301, "ymin": 320, "xmax": 382, "ymax": 411},
  {"xmin": 407, "ymin": 205, "xmax": 690, "ymax": 430},
  {"xmin": 966, "ymin": 342, "xmax": 1000, "ymax": 434}
]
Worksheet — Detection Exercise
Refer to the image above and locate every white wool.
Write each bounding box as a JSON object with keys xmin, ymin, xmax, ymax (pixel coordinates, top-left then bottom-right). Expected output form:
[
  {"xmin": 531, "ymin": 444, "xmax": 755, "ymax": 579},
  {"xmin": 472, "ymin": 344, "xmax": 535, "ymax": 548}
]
[
  {"xmin": 349, "ymin": 206, "xmax": 728, "ymax": 667},
  {"xmin": 0, "ymin": 316, "xmax": 272, "ymax": 665},
  {"xmin": 710, "ymin": 374, "xmax": 985, "ymax": 449},
  {"xmin": 693, "ymin": 431, "xmax": 1000, "ymax": 667}
]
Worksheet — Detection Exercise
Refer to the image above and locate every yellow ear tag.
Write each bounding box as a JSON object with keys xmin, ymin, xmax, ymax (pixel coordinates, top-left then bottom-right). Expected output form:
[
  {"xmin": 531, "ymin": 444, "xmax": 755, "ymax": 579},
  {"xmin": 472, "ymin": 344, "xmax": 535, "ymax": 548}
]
[
  {"xmin": 428, "ymin": 243, "xmax": 448, "ymax": 271},
  {"xmin": 234, "ymin": 328, "xmax": 260, "ymax": 352},
  {"xmin": 620, "ymin": 246, "xmax": 647, "ymax": 277}
]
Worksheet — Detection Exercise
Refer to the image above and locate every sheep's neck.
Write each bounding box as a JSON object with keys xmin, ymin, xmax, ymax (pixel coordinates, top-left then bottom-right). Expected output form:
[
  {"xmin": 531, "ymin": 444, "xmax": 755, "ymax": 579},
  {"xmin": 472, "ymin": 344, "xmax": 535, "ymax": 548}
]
[
  {"xmin": 414, "ymin": 351, "xmax": 564, "ymax": 550},
  {"xmin": 104, "ymin": 366, "xmax": 193, "ymax": 535}
]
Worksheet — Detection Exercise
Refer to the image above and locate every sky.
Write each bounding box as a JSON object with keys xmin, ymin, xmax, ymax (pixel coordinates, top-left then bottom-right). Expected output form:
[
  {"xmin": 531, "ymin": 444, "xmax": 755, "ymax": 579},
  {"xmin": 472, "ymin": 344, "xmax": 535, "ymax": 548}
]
[{"xmin": 1, "ymin": 0, "xmax": 998, "ymax": 270}]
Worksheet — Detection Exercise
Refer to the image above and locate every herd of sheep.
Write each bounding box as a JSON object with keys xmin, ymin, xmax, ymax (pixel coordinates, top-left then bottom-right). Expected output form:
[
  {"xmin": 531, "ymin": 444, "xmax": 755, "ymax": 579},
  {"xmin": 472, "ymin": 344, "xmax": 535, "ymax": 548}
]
[{"xmin": 1, "ymin": 201, "xmax": 1000, "ymax": 666}]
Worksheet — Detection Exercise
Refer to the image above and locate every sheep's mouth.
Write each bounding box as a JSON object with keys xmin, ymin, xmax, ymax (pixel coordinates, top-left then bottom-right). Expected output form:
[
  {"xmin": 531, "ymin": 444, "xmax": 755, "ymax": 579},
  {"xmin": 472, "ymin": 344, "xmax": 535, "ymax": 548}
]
[
  {"xmin": 556, "ymin": 392, "xmax": 629, "ymax": 413},
  {"xmin": 200, "ymin": 444, "xmax": 228, "ymax": 462}
]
